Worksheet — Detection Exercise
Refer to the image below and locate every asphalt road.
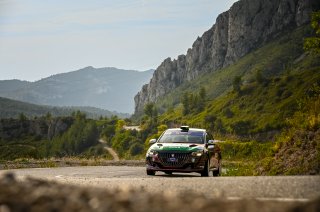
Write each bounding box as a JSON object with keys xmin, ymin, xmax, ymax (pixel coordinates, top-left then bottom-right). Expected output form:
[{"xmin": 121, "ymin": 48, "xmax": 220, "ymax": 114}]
[{"xmin": 1, "ymin": 166, "xmax": 319, "ymax": 202}]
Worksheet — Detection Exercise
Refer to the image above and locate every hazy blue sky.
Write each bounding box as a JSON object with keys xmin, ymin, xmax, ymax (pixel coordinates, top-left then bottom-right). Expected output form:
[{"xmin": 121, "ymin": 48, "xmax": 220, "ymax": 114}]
[{"xmin": 0, "ymin": 0, "xmax": 238, "ymax": 81}]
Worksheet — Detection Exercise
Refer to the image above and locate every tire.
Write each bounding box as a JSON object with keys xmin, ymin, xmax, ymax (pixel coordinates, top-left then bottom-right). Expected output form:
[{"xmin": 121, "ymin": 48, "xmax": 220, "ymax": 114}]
[
  {"xmin": 146, "ymin": 169, "xmax": 155, "ymax": 176},
  {"xmin": 164, "ymin": 171, "xmax": 172, "ymax": 175},
  {"xmin": 212, "ymin": 169, "xmax": 220, "ymax": 177},
  {"xmin": 213, "ymin": 163, "xmax": 222, "ymax": 177},
  {"xmin": 201, "ymin": 160, "xmax": 210, "ymax": 177}
]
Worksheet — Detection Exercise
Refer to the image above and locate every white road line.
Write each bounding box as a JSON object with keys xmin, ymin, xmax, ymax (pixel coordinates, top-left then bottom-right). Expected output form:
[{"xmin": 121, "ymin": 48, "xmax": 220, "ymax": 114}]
[{"xmin": 55, "ymin": 175, "xmax": 64, "ymax": 178}]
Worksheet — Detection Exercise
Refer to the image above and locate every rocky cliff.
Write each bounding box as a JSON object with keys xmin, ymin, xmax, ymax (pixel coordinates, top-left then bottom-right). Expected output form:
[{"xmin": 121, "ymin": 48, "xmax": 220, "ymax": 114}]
[{"xmin": 134, "ymin": 0, "xmax": 320, "ymax": 114}]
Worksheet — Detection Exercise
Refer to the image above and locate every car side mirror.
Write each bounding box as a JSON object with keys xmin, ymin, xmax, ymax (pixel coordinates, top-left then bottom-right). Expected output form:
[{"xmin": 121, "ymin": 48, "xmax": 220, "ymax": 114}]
[
  {"xmin": 208, "ymin": 140, "xmax": 215, "ymax": 145},
  {"xmin": 149, "ymin": 139, "xmax": 157, "ymax": 144},
  {"xmin": 207, "ymin": 140, "xmax": 215, "ymax": 149}
]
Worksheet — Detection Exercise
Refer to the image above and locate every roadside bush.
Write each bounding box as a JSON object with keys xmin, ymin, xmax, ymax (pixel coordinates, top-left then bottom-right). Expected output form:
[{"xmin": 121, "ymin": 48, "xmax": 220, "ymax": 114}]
[
  {"xmin": 129, "ymin": 143, "xmax": 144, "ymax": 156},
  {"xmin": 230, "ymin": 120, "xmax": 253, "ymax": 135},
  {"xmin": 223, "ymin": 108, "xmax": 234, "ymax": 118},
  {"xmin": 219, "ymin": 141, "xmax": 274, "ymax": 161}
]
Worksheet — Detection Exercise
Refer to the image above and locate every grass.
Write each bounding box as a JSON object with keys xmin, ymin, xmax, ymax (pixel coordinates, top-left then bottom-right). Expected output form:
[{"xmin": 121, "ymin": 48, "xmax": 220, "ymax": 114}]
[
  {"xmin": 218, "ymin": 140, "xmax": 275, "ymax": 176},
  {"xmin": 222, "ymin": 160, "xmax": 256, "ymax": 176}
]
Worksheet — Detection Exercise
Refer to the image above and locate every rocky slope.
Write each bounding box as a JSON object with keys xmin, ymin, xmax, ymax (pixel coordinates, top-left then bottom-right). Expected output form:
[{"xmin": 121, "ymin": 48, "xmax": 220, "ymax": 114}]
[
  {"xmin": 257, "ymin": 129, "xmax": 320, "ymax": 175},
  {"xmin": 134, "ymin": 0, "xmax": 320, "ymax": 114}
]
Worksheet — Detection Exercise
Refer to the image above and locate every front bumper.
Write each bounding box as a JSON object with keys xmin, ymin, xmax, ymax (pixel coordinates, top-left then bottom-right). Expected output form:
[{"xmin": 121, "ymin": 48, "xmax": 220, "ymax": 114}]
[{"xmin": 146, "ymin": 153, "xmax": 207, "ymax": 173}]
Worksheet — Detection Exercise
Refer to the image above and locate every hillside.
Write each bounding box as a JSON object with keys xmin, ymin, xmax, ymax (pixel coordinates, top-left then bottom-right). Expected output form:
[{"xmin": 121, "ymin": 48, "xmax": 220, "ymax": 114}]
[
  {"xmin": 0, "ymin": 97, "xmax": 129, "ymax": 119},
  {"xmin": 0, "ymin": 80, "xmax": 31, "ymax": 93},
  {"xmin": 134, "ymin": 26, "xmax": 320, "ymax": 174},
  {"xmin": 133, "ymin": 0, "xmax": 320, "ymax": 137},
  {"xmin": 134, "ymin": 0, "xmax": 320, "ymax": 115},
  {"xmin": 153, "ymin": 26, "xmax": 319, "ymax": 138},
  {"xmin": 0, "ymin": 67, "xmax": 153, "ymax": 114}
]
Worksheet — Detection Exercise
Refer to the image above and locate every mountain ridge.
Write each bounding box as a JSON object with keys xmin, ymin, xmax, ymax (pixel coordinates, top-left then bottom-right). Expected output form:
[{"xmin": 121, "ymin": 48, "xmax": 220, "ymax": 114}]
[
  {"xmin": 0, "ymin": 67, "xmax": 154, "ymax": 114},
  {"xmin": 0, "ymin": 96, "xmax": 129, "ymax": 119},
  {"xmin": 134, "ymin": 0, "xmax": 320, "ymax": 115}
]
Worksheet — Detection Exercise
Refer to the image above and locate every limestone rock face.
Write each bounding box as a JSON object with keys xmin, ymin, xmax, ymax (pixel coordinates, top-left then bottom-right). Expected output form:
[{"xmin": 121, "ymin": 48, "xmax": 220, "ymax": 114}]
[{"xmin": 134, "ymin": 0, "xmax": 320, "ymax": 114}]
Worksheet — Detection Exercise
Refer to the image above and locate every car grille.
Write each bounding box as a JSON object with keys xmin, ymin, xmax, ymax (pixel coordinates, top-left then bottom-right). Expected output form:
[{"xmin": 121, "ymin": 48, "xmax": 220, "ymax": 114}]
[{"xmin": 158, "ymin": 152, "xmax": 191, "ymax": 167}]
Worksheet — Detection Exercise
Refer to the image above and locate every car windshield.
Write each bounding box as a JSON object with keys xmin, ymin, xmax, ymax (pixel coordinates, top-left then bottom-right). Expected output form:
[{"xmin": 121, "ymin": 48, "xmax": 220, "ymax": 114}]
[{"xmin": 158, "ymin": 130, "xmax": 204, "ymax": 144}]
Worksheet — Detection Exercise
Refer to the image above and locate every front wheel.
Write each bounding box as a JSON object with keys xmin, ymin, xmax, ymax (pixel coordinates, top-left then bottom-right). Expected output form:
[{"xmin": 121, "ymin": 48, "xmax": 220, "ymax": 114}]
[
  {"xmin": 146, "ymin": 169, "xmax": 155, "ymax": 176},
  {"xmin": 213, "ymin": 163, "xmax": 222, "ymax": 177},
  {"xmin": 201, "ymin": 160, "xmax": 210, "ymax": 177},
  {"xmin": 212, "ymin": 168, "xmax": 220, "ymax": 177}
]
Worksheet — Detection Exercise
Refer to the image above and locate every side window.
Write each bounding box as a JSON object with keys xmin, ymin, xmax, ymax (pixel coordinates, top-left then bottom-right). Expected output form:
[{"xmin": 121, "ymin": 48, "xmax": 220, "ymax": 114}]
[{"xmin": 206, "ymin": 133, "xmax": 213, "ymax": 142}]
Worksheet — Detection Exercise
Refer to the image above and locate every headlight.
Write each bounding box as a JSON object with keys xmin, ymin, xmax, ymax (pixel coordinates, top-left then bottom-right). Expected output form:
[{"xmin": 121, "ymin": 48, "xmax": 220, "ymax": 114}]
[
  {"xmin": 146, "ymin": 150, "xmax": 158, "ymax": 157},
  {"xmin": 191, "ymin": 150, "xmax": 203, "ymax": 157}
]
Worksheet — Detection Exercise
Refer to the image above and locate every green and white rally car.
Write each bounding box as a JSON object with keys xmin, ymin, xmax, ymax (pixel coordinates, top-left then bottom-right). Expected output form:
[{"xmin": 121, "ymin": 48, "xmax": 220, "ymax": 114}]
[{"xmin": 146, "ymin": 126, "xmax": 221, "ymax": 177}]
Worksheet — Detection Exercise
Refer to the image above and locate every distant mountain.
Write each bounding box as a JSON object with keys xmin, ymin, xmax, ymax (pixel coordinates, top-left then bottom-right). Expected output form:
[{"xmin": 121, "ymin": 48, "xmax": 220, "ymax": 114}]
[
  {"xmin": 0, "ymin": 96, "xmax": 129, "ymax": 119},
  {"xmin": 0, "ymin": 67, "xmax": 154, "ymax": 113},
  {"xmin": 0, "ymin": 80, "xmax": 31, "ymax": 93}
]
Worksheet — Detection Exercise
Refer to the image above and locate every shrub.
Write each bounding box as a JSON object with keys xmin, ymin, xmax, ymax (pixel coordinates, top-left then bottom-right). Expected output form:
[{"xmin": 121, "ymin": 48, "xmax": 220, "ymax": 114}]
[{"xmin": 129, "ymin": 143, "xmax": 144, "ymax": 156}]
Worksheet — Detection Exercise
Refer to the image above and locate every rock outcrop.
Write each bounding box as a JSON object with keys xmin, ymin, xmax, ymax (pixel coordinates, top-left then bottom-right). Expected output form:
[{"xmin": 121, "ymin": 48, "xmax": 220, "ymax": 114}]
[{"xmin": 134, "ymin": 0, "xmax": 320, "ymax": 114}]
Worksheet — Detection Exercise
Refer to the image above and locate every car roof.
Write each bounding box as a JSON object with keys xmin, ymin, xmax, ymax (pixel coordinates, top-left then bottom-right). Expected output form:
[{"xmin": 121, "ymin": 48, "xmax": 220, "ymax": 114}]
[{"xmin": 166, "ymin": 128, "xmax": 206, "ymax": 132}]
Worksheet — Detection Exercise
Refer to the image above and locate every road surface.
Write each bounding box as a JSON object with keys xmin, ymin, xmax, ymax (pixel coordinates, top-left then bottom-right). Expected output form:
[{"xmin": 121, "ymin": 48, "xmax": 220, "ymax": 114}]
[{"xmin": 1, "ymin": 166, "xmax": 319, "ymax": 202}]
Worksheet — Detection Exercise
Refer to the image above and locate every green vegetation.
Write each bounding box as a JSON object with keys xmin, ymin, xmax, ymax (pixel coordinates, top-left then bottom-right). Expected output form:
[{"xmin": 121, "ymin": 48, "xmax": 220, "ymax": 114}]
[
  {"xmin": 304, "ymin": 11, "xmax": 320, "ymax": 54},
  {"xmin": 49, "ymin": 112, "xmax": 99, "ymax": 157},
  {"xmin": 0, "ymin": 112, "xmax": 108, "ymax": 160},
  {"xmin": 256, "ymin": 82, "xmax": 320, "ymax": 175},
  {"xmin": 232, "ymin": 76, "xmax": 242, "ymax": 94},
  {"xmin": 0, "ymin": 110, "xmax": 150, "ymax": 161},
  {"xmin": 110, "ymin": 120, "xmax": 142, "ymax": 158},
  {"xmin": 155, "ymin": 25, "xmax": 320, "ymax": 142},
  {"xmin": 0, "ymin": 138, "xmax": 47, "ymax": 160},
  {"xmin": 219, "ymin": 141, "xmax": 274, "ymax": 176},
  {"xmin": 182, "ymin": 87, "xmax": 207, "ymax": 115}
]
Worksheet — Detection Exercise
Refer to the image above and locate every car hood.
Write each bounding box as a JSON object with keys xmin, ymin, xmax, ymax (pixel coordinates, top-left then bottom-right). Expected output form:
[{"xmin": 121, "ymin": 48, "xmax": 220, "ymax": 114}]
[{"xmin": 149, "ymin": 143, "xmax": 205, "ymax": 152}]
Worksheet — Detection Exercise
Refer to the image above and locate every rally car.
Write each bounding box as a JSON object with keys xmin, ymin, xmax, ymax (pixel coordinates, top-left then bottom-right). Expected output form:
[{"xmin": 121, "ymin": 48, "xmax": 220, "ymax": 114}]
[{"xmin": 146, "ymin": 126, "xmax": 221, "ymax": 177}]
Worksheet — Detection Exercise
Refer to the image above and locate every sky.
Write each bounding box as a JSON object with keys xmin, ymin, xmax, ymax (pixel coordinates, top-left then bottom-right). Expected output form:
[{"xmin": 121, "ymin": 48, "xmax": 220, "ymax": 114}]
[{"xmin": 0, "ymin": 0, "xmax": 238, "ymax": 82}]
